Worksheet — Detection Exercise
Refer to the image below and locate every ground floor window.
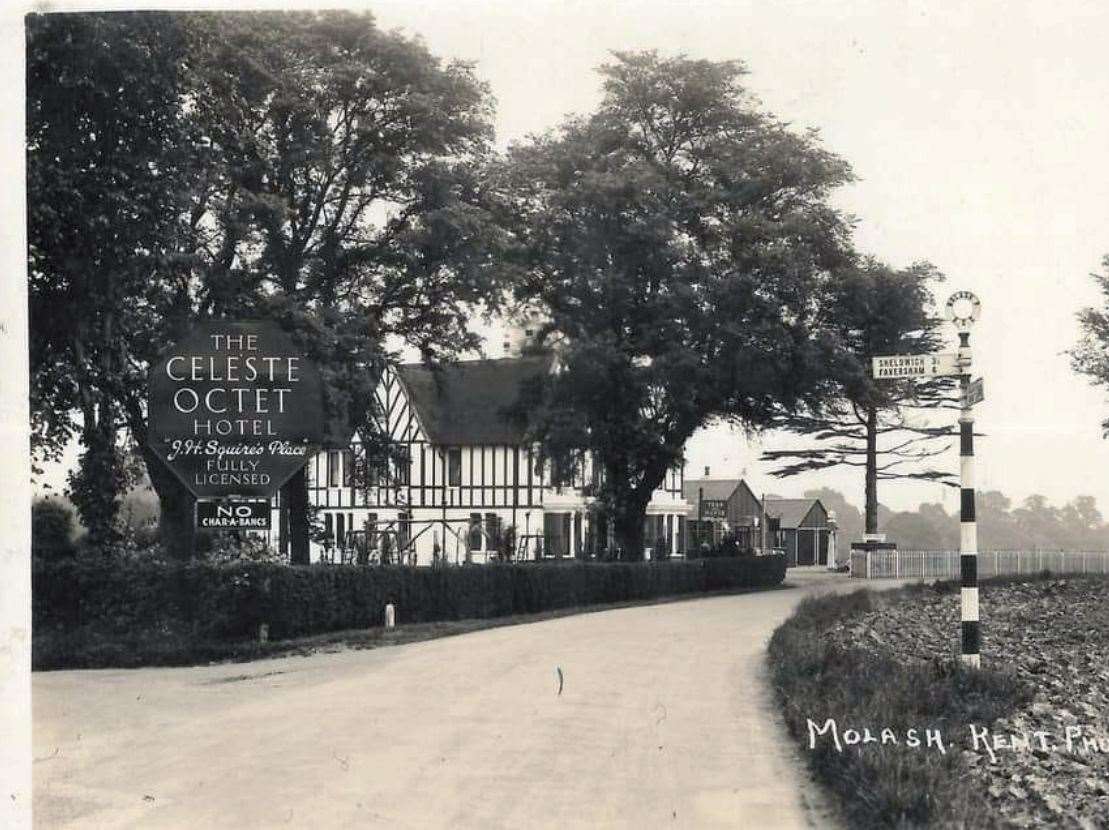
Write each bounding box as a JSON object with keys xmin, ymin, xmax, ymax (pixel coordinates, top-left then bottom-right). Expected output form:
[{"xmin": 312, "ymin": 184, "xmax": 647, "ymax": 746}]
[
  {"xmin": 586, "ymin": 511, "xmax": 608, "ymax": 557},
  {"xmin": 468, "ymin": 512, "xmax": 483, "ymax": 550},
  {"xmin": 543, "ymin": 512, "xmax": 572, "ymax": 558},
  {"xmin": 397, "ymin": 511, "xmax": 411, "ymax": 553},
  {"xmin": 485, "ymin": 513, "xmax": 502, "ymax": 551},
  {"xmin": 643, "ymin": 514, "xmax": 666, "ymax": 556}
]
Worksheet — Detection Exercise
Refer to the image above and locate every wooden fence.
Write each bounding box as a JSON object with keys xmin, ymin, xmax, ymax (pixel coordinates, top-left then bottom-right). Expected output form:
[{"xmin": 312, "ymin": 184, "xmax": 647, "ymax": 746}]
[{"xmin": 850, "ymin": 549, "xmax": 1109, "ymax": 580}]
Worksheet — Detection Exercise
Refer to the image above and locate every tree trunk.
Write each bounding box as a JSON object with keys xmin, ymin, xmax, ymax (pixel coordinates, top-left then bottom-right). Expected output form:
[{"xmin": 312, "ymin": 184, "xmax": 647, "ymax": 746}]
[
  {"xmin": 611, "ymin": 496, "xmax": 648, "ymax": 562},
  {"xmin": 142, "ymin": 445, "xmax": 196, "ymax": 560},
  {"xmin": 282, "ymin": 465, "xmax": 311, "ymax": 565},
  {"xmin": 865, "ymin": 404, "xmax": 879, "ymax": 535},
  {"xmin": 75, "ymin": 417, "xmax": 122, "ymax": 548}
]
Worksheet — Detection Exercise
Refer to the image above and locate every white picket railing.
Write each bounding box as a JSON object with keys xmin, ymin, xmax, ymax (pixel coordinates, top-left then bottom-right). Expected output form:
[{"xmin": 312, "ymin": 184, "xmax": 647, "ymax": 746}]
[{"xmin": 850, "ymin": 549, "xmax": 1109, "ymax": 580}]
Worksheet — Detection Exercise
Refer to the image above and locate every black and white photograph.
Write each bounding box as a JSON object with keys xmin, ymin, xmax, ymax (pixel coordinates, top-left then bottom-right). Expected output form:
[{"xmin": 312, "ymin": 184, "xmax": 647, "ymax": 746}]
[{"xmin": 4, "ymin": 1, "xmax": 1109, "ymax": 827}]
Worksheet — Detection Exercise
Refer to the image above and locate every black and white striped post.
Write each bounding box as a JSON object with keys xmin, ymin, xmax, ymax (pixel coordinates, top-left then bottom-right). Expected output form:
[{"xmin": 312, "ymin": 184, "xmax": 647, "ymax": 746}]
[{"xmin": 946, "ymin": 291, "xmax": 982, "ymax": 668}]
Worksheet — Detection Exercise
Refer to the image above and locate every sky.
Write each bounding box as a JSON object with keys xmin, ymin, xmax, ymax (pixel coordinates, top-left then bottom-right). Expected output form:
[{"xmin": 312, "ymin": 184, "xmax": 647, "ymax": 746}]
[
  {"xmin": 20, "ymin": 0, "xmax": 1109, "ymax": 515},
  {"xmin": 364, "ymin": 0, "xmax": 1109, "ymax": 514}
]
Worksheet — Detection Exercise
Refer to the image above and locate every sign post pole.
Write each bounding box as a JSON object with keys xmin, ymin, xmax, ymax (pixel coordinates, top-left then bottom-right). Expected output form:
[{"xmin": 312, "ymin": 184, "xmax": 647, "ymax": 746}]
[{"xmin": 946, "ymin": 291, "xmax": 982, "ymax": 668}]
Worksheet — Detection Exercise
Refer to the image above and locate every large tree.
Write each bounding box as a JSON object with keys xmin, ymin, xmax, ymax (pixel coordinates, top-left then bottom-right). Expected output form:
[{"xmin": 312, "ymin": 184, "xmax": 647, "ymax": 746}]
[
  {"xmin": 27, "ymin": 12, "xmax": 195, "ymax": 547},
  {"xmin": 28, "ymin": 10, "xmax": 504, "ymax": 559},
  {"xmin": 1072, "ymin": 254, "xmax": 1109, "ymax": 435},
  {"xmin": 761, "ymin": 260, "xmax": 958, "ymax": 536},
  {"xmin": 499, "ymin": 51, "xmax": 853, "ymax": 558}
]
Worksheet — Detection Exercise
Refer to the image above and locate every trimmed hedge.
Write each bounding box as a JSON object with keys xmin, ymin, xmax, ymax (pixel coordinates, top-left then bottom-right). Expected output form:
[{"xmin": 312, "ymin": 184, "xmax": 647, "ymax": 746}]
[{"xmin": 34, "ymin": 555, "xmax": 786, "ymax": 644}]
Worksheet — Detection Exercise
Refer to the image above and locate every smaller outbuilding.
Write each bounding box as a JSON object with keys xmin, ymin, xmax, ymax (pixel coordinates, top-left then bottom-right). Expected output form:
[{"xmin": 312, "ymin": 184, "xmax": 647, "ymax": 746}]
[
  {"xmin": 681, "ymin": 473, "xmax": 769, "ymax": 553},
  {"xmin": 764, "ymin": 498, "xmax": 836, "ymax": 567}
]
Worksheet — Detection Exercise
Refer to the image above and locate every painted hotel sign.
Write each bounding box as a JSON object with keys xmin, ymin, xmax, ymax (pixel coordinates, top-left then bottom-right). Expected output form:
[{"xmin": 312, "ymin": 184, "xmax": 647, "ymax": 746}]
[{"xmin": 147, "ymin": 321, "xmax": 324, "ymax": 498}]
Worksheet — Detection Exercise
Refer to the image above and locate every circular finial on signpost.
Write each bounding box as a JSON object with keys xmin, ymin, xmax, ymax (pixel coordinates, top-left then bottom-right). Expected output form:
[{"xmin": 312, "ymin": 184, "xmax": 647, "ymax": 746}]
[{"xmin": 945, "ymin": 291, "xmax": 981, "ymax": 332}]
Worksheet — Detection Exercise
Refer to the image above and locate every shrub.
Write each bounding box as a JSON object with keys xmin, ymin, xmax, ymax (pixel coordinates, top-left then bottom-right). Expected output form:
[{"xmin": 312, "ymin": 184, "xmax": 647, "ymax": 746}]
[
  {"xmin": 33, "ymin": 554, "xmax": 787, "ymax": 667},
  {"xmin": 686, "ymin": 534, "xmax": 755, "ymax": 559},
  {"xmin": 32, "ymin": 498, "xmax": 76, "ymax": 559}
]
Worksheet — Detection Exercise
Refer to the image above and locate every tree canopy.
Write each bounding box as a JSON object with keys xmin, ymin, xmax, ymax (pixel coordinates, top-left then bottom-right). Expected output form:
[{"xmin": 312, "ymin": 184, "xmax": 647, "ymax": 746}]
[
  {"xmin": 762, "ymin": 259, "xmax": 958, "ymax": 533},
  {"xmin": 27, "ymin": 11, "xmax": 195, "ymax": 545},
  {"xmin": 499, "ymin": 51, "xmax": 854, "ymax": 556},
  {"xmin": 1072, "ymin": 254, "xmax": 1109, "ymax": 435},
  {"xmin": 27, "ymin": 10, "xmax": 505, "ymax": 555}
]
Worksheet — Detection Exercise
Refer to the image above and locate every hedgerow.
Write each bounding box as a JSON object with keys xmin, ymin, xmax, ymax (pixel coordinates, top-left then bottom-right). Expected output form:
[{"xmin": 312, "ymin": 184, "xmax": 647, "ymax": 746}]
[{"xmin": 34, "ymin": 555, "xmax": 786, "ymax": 668}]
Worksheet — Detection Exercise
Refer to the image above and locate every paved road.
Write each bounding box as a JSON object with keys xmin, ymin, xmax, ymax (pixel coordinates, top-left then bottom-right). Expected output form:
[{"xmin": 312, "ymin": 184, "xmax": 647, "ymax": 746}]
[{"xmin": 34, "ymin": 569, "xmax": 852, "ymax": 829}]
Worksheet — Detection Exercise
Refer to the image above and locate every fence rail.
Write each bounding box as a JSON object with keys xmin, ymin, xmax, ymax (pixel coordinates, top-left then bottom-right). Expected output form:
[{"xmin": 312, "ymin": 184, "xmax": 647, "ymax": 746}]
[{"xmin": 850, "ymin": 549, "xmax": 1109, "ymax": 580}]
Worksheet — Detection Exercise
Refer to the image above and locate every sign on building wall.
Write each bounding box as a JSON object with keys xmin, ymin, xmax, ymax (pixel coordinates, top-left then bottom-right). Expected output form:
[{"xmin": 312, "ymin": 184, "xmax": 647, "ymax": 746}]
[
  {"xmin": 147, "ymin": 321, "xmax": 325, "ymax": 500},
  {"xmin": 701, "ymin": 499, "xmax": 727, "ymax": 519}
]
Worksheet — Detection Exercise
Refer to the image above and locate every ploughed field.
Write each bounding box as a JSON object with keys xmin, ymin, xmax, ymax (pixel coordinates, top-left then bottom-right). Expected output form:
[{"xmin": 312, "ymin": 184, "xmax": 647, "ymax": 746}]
[{"xmin": 826, "ymin": 578, "xmax": 1109, "ymax": 829}]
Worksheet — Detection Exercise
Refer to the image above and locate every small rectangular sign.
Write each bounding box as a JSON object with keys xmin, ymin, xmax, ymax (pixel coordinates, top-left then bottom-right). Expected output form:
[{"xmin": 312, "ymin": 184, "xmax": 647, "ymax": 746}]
[
  {"xmin": 700, "ymin": 499, "xmax": 727, "ymax": 519},
  {"xmin": 967, "ymin": 377, "xmax": 985, "ymax": 406},
  {"xmin": 196, "ymin": 500, "xmax": 271, "ymax": 529},
  {"xmin": 872, "ymin": 352, "xmax": 960, "ymax": 379}
]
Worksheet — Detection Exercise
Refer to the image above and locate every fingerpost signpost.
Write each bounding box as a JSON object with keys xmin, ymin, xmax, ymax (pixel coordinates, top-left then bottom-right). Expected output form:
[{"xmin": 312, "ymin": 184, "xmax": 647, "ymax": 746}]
[
  {"xmin": 946, "ymin": 291, "xmax": 982, "ymax": 668},
  {"xmin": 148, "ymin": 321, "xmax": 324, "ymax": 547},
  {"xmin": 871, "ymin": 290, "xmax": 983, "ymax": 666}
]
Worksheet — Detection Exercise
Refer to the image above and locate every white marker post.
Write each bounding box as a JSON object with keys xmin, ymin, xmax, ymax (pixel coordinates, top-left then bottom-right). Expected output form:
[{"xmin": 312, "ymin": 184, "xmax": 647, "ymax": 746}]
[{"xmin": 946, "ymin": 291, "xmax": 982, "ymax": 668}]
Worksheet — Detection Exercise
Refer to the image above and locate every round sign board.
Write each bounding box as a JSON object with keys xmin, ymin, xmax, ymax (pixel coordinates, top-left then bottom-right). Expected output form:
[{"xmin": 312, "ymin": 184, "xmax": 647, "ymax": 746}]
[
  {"xmin": 945, "ymin": 291, "xmax": 981, "ymax": 331},
  {"xmin": 147, "ymin": 321, "xmax": 324, "ymax": 498}
]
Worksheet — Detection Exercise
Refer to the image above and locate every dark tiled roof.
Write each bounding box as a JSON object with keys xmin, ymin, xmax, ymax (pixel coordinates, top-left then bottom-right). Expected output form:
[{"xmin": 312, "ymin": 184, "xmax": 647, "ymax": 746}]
[
  {"xmin": 396, "ymin": 355, "xmax": 551, "ymax": 446},
  {"xmin": 681, "ymin": 479, "xmax": 741, "ymax": 503},
  {"xmin": 765, "ymin": 498, "xmax": 823, "ymax": 528}
]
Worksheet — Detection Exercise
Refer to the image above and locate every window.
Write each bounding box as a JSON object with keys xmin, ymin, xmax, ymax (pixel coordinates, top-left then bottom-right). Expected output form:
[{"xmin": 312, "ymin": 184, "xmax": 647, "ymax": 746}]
[
  {"xmin": 324, "ymin": 512, "xmax": 333, "ymax": 542},
  {"xmin": 552, "ymin": 455, "xmax": 572, "ymax": 489},
  {"xmin": 485, "ymin": 514, "xmax": 501, "ymax": 550},
  {"xmin": 448, "ymin": 448, "xmax": 462, "ymax": 487},
  {"xmin": 327, "ymin": 451, "xmax": 341, "ymax": 487},
  {"xmin": 395, "ymin": 447, "xmax": 411, "ymax": 486},
  {"xmin": 468, "ymin": 513, "xmax": 483, "ymax": 549},
  {"xmin": 397, "ymin": 511, "xmax": 411, "ymax": 550},
  {"xmin": 342, "ymin": 450, "xmax": 354, "ymax": 487},
  {"xmin": 363, "ymin": 454, "xmax": 383, "ymax": 487}
]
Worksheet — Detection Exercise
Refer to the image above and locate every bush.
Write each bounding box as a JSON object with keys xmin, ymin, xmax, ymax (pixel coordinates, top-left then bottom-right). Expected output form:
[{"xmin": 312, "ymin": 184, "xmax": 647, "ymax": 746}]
[
  {"xmin": 33, "ymin": 554, "xmax": 786, "ymax": 668},
  {"xmin": 686, "ymin": 535, "xmax": 755, "ymax": 559},
  {"xmin": 32, "ymin": 498, "xmax": 76, "ymax": 559}
]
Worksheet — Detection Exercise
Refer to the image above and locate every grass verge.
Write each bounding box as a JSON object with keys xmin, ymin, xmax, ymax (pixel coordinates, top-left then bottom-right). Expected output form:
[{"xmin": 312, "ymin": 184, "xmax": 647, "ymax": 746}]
[
  {"xmin": 767, "ymin": 582, "xmax": 1033, "ymax": 829},
  {"xmin": 34, "ymin": 582, "xmax": 787, "ymax": 671}
]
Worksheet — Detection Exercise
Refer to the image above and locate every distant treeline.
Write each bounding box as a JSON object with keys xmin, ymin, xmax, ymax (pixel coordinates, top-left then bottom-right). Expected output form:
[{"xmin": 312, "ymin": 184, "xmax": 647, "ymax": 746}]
[
  {"xmin": 803, "ymin": 488, "xmax": 1109, "ymax": 552},
  {"xmin": 35, "ymin": 484, "xmax": 1109, "ymax": 555}
]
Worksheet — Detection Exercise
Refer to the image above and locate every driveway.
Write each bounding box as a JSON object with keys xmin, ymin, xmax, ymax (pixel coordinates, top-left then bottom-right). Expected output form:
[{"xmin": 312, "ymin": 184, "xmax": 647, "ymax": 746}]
[{"xmin": 34, "ymin": 569, "xmax": 853, "ymax": 829}]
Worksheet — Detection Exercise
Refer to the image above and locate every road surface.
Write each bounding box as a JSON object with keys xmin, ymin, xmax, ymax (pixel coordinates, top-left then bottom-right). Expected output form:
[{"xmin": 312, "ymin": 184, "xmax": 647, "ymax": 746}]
[{"xmin": 34, "ymin": 569, "xmax": 851, "ymax": 829}]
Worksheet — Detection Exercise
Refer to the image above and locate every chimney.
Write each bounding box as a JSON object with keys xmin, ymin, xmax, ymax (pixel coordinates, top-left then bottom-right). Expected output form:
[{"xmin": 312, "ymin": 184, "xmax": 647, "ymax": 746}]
[{"xmin": 704, "ymin": 466, "xmax": 710, "ymax": 477}]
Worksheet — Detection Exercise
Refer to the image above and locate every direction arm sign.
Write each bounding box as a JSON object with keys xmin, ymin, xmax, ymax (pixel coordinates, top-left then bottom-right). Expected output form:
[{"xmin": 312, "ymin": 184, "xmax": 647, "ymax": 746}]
[
  {"xmin": 966, "ymin": 377, "xmax": 985, "ymax": 406},
  {"xmin": 872, "ymin": 353, "xmax": 960, "ymax": 379}
]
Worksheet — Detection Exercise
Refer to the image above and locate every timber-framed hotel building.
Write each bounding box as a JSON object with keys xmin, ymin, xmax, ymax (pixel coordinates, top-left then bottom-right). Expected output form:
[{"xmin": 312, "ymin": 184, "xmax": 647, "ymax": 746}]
[{"xmin": 268, "ymin": 325, "xmax": 692, "ymax": 564}]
